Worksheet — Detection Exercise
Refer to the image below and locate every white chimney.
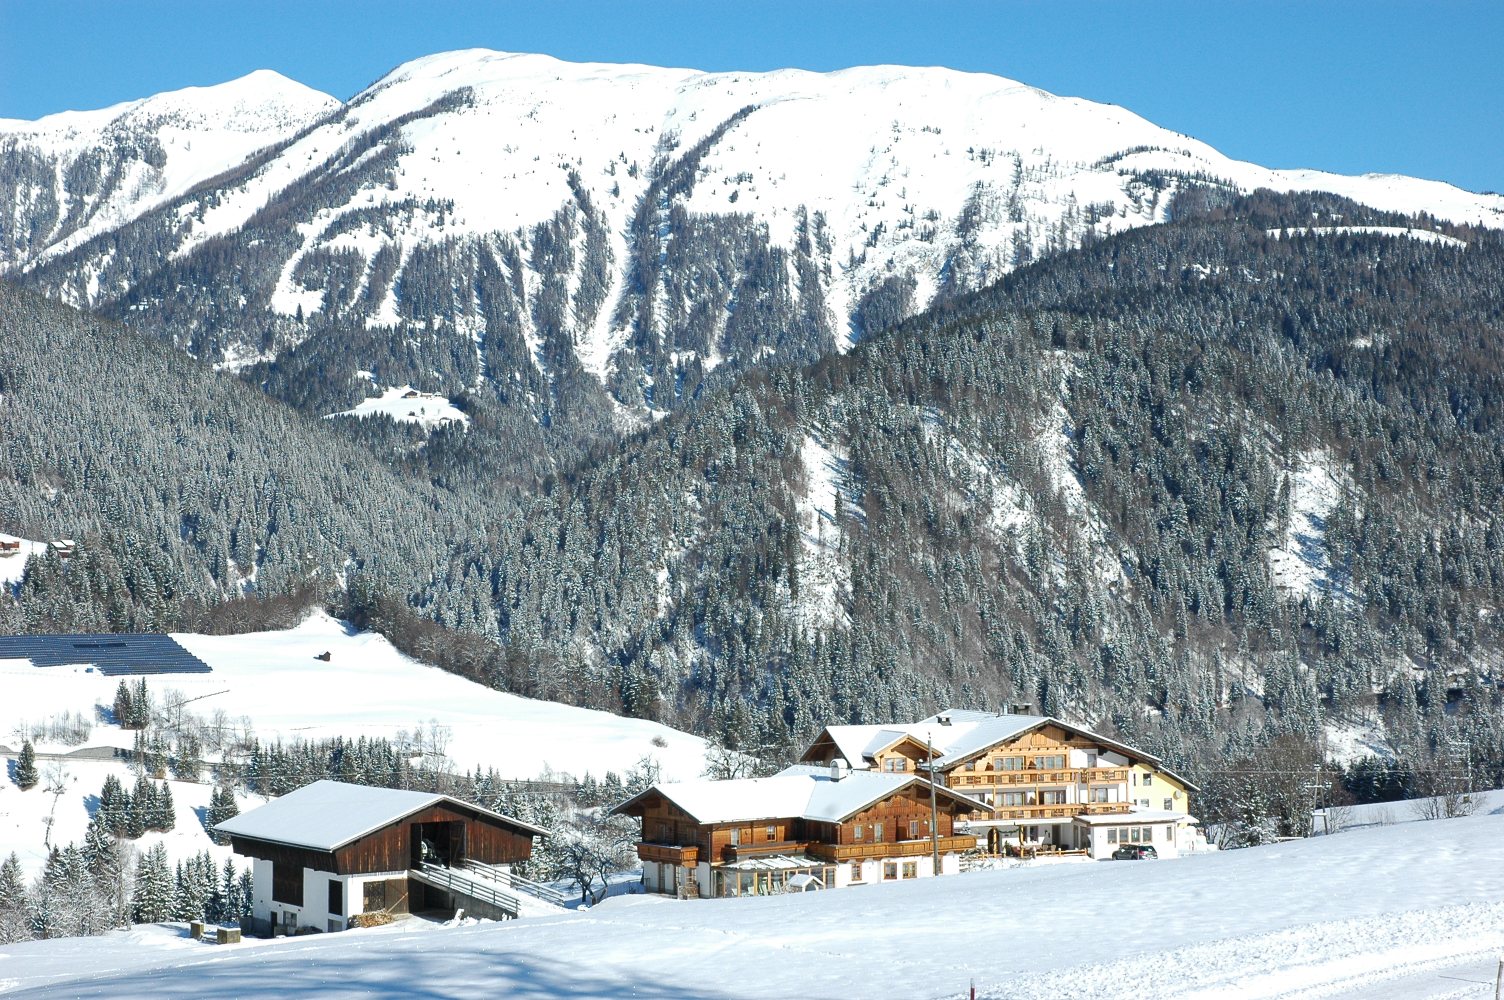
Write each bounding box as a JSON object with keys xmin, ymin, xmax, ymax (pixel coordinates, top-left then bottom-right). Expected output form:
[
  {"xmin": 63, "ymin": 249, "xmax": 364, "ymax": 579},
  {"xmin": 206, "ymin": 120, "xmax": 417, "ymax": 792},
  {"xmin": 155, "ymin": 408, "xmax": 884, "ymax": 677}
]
[{"xmin": 829, "ymin": 758, "xmax": 850, "ymax": 781}]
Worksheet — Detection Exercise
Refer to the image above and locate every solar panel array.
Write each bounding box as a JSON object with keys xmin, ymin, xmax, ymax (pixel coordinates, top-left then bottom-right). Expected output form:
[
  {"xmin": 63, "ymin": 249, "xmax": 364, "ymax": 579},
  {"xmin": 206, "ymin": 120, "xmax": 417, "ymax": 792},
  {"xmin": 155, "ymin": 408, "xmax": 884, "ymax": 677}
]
[{"xmin": 0, "ymin": 634, "xmax": 213, "ymax": 675}]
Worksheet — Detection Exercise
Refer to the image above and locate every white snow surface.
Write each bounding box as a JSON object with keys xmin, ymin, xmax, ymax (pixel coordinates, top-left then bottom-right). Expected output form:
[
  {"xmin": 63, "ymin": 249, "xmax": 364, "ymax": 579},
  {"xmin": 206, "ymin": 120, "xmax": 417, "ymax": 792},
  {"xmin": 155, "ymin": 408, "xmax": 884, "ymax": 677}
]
[
  {"xmin": 1, "ymin": 71, "xmax": 338, "ymax": 269},
  {"xmin": 0, "ymin": 614, "xmax": 705, "ymax": 879},
  {"xmin": 324, "ymin": 385, "xmax": 470, "ymax": 430},
  {"xmin": 5, "ymin": 809, "xmax": 1504, "ymax": 998},
  {"xmin": 792, "ymin": 432, "xmax": 850, "ymax": 628},
  {"xmin": 1, "ymin": 612, "xmax": 706, "ymax": 780},
  {"xmin": 1269, "ymin": 451, "xmax": 1344, "ymax": 600},
  {"xmin": 0, "ymin": 534, "xmax": 46, "ymax": 587}
]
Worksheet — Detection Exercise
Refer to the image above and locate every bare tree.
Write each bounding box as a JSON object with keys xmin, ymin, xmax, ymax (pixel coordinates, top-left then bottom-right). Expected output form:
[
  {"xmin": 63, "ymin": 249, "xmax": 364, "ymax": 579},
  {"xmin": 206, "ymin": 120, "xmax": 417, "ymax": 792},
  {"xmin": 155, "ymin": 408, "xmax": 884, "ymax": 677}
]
[{"xmin": 557, "ymin": 814, "xmax": 638, "ymax": 906}]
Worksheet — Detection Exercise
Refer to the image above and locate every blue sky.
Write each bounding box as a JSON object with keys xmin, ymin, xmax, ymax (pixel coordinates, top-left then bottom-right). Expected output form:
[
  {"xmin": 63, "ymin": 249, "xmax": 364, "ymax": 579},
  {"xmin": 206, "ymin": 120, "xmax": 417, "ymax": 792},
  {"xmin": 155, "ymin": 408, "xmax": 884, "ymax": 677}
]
[{"xmin": 2, "ymin": 1, "xmax": 1500, "ymax": 194}]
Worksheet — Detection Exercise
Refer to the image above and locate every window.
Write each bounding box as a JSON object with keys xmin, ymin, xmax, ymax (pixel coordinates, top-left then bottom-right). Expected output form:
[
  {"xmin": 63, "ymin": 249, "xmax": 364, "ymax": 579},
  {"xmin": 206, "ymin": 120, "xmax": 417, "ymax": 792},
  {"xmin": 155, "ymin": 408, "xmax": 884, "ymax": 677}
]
[
  {"xmin": 1086, "ymin": 752, "xmax": 1099, "ymax": 769},
  {"xmin": 1001, "ymin": 791, "xmax": 1027, "ymax": 807},
  {"xmin": 909, "ymin": 820, "xmax": 919, "ymax": 839},
  {"xmin": 1143, "ymin": 773, "xmax": 1154, "ymax": 785},
  {"xmin": 883, "ymin": 757, "xmax": 907, "ymax": 772},
  {"xmin": 854, "ymin": 824, "xmax": 864, "ymax": 841},
  {"xmin": 1040, "ymin": 789, "xmax": 1066, "ymax": 805},
  {"xmin": 963, "ymin": 761, "xmax": 974, "ymax": 771},
  {"xmin": 1164, "ymin": 797, "xmax": 1174, "ymax": 811},
  {"xmin": 849, "ymin": 861, "xmax": 862, "ymax": 883},
  {"xmin": 902, "ymin": 861, "xmax": 918, "ymax": 879},
  {"xmin": 1091, "ymin": 787, "xmax": 1111, "ymax": 803},
  {"xmin": 730, "ymin": 827, "xmax": 741, "ymax": 846},
  {"xmin": 284, "ymin": 911, "xmax": 298, "ymax": 932},
  {"xmin": 328, "ymin": 879, "xmax": 342, "ymax": 917},
  {"xmin": 1130, "ymin": 827, "xmax": 1142, "ymax": 843},
  {"xmin": 1107, "ymin": 828, "xmax": 1118, "ymax": 844},
  {"xmin": 1003, "ymin": 756, "xmax": 1024, "ymax": 771},
  {"xmin": 1034, "ymin": 755, "xmax": 1064, "ymax": 770},
  {"xmin": 874, "ymin": 823, "xmax": 884, "ymax": 842},
  {"xmin": 991, "ymin": 757, "xmax": 1004, "ymax": 771},
  {"xmin": 883, "ymin": 862, "xmax": 898, "ymax": 881},
  {"xmin": 765, "ymin": 825, "xmax": 776, "ymax": 842}
]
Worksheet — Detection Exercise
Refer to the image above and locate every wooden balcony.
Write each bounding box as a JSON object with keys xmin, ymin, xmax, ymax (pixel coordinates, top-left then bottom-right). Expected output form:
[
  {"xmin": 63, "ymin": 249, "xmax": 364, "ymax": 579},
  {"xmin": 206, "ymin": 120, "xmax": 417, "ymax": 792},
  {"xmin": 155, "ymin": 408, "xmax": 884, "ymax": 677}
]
[
  {"xmin": 948, "ymin": 767, "xmax": 1130, "ymax": 788},
  {"xmin": 808, "ymin": 835, "xmax": 978, "ymax": 862},
  {"xmin": 989, "ymin": 804, "xmax": 1078, "ymax": 820},
  {"xmin": 638, "ymin": 842, "xmax": 699, "ymax": 866},
  {"xmin": 720, "ymin": 841, "xmax": 815, "ymax": 863}
]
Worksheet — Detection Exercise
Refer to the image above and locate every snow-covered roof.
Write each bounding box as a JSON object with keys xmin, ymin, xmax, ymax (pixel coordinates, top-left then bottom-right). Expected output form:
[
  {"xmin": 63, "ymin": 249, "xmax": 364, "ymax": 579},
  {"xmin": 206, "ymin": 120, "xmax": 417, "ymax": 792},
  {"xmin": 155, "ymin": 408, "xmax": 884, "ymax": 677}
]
[
  {"xmin": 612, "ymin": 767, "xmax": 988, "ymax": 826},
  {"xmin": 923, "ymin": 715, "xmax": 1048, "ymax": 769},
  {"xmin": 214, "ymin": 779, "xmax": 546, "ymax": 851}
]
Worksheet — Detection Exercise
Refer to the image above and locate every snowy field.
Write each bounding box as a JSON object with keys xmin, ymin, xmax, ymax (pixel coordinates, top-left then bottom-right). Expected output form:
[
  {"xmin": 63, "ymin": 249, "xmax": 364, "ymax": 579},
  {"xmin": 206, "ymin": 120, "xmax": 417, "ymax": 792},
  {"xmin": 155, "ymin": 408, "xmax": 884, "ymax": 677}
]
[
  {"xmin": 324, "ymin": 385, "xmax": 470, "ymax": 430},
  {"xmin": 2, "ymin": 809, "xmax": 1503, "ymax": 998},
  {"xmin": 0, "ymin": 613, "xmax": 708, "ymax": 875}
]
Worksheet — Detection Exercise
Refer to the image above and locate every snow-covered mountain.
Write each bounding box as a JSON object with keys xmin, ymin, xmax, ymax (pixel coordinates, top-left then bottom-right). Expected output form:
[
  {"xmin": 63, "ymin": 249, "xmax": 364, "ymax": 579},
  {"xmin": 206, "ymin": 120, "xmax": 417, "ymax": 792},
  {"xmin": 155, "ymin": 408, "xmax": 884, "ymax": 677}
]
[
  {"xmin": 0, "ymin": 70, "xmax": 339, "ymax": 271},
  {"xmin": 5, "ymin": 50, "xmax": 1501, "ymax": 416}
]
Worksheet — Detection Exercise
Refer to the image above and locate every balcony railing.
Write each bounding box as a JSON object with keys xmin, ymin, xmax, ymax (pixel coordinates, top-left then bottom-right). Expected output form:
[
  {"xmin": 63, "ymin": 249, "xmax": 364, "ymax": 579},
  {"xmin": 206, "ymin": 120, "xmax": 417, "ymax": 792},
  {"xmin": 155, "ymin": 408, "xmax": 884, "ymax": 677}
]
[
  {"xmin": 720, "ymin": 841, "xmax": 815, "ymax": 863},
  {"xmin": 808, "ymin": 835, "xmax": 978, "ymax": 862},
  {"xmin": 948, "ymin": 767, "xmax": 1130, "ymax": 787},
  {"xmin": 638, "ymin": 842, "xmax": 699, "ymax": 865}
]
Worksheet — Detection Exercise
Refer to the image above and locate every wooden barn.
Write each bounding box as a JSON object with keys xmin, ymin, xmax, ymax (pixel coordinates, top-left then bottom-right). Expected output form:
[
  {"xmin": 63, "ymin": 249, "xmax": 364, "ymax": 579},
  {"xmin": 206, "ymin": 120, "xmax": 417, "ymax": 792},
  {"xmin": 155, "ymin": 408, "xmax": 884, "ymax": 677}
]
[{"xmin": 216, "ymin": 780, "xmax": 546, "ymax": 934}]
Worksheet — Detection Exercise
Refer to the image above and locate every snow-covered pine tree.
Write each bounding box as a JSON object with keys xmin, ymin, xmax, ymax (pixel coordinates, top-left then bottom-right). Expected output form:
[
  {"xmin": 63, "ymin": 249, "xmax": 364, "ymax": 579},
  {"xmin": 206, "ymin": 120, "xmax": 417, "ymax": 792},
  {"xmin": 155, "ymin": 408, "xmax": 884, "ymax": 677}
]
[
  {"xmin": 236, "ymin": 868, "xmax": 254, "ymax": 925},
  {"xmin": 206, "ymin": 784, "xmax": 238, "ymax": 844},
  {"xmin": 15, "ymin": 740, "xmax": 38, "ymax": 791},
  {"xmin": 112, "ymin": 680, "xmax": 134, "ymax": 728},
  {"xmin": 153, "ymin": 781, "xmax": 176, "ymax": 832},
  {"xmin": 131, "ymin": 843, "xmax": 171, "ymax": 924},
  {"xmin": 0, "ymin": 853, "xmax": 29, "ymax": 943}
]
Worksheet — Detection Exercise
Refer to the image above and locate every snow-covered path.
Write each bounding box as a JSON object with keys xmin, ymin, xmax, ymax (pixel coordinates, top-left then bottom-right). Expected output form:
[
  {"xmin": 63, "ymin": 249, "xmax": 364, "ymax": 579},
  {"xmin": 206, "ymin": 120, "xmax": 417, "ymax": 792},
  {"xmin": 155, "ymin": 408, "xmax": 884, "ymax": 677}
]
[{"xmin": 3, "ymin": 808, "xmax": 1504, "ymax": 999}]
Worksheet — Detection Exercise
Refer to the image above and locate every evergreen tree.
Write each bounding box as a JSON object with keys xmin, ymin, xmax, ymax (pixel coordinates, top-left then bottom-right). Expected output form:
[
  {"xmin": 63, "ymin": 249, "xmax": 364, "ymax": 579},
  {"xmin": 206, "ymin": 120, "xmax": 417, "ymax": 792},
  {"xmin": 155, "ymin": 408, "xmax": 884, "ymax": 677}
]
[
  {"xmin": 15, "ymin": 740, "xmax": 38, "ymax": 791},
  {"xmin": 0, "ymin": 853, "xmax": 28, "ymax": 944},
  {"xmin": 206, "ymin": 785, "xmax": 238, "ymax": 845},
  {"xmin": 112, "ymin": 680, "xmax": 135, "ymax": 729},
  {"xmin": 131, "ymin": 843, "xmax": 172, "ymax": 924}
]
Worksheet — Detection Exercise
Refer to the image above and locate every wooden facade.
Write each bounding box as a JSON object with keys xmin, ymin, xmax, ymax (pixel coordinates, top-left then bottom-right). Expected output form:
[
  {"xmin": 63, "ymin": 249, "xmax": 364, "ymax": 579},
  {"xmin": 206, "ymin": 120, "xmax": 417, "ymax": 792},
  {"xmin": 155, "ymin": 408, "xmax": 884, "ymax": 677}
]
[
  {"xmin": 619, "ymin": 776, "xmax": 984, "ymax": 897},
  {"xmin": 231, "ymin": 800, "xmax": 534, "ymax": 880}
]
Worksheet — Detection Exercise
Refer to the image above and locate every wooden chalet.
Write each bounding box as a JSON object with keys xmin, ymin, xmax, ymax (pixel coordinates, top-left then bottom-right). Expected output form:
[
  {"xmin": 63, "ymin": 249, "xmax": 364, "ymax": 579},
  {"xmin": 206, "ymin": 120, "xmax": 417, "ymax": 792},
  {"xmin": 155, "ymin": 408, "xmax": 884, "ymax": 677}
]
[
  {"xmin": 802, "ymin": 709, "xmax": 1207, "ymax": 858},
  {"xmin": 216, "ymin": 780, "xmax": 546, "ymax": 934},
  {"xmin": 612, "ymin": 763, "xmax": 988, "ymax": 898}
]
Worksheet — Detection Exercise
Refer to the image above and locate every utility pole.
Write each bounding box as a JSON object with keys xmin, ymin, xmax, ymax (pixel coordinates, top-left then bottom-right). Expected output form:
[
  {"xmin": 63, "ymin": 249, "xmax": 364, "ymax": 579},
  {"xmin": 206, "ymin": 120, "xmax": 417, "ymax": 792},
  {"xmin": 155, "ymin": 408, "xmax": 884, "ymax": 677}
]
[{"xmin": 927, "ymin": 732, "xmax": 941, "ymax": 876}]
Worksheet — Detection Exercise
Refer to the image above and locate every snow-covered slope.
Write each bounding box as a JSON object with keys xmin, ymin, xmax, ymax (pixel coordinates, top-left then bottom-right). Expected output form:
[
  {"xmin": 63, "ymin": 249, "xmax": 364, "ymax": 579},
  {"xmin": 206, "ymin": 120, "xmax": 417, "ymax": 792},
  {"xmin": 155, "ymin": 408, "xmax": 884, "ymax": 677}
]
[
  {"xmin": 1, "ymin": 612, "xmax": 704, "ymax": 782},
  {"xmin": 3, "ymin": 808, "xmax": 1503, "ymax": 998},
  {"xmin": 0, "ymin": 71, "xmax": 338, "ymax": 271},
  {"xmin": 0, "ymin": 613, "xmax": 707, "ymax": 877},
  {"xmin": 7, "ymin": 50, "xmax": 1499, "ymax": 410}
]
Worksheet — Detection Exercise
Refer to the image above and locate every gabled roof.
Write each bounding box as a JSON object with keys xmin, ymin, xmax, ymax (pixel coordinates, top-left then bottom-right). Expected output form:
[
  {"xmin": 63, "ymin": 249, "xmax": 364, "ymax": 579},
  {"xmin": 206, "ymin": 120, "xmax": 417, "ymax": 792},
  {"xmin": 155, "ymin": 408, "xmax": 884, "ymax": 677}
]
[
  {"xmin": 611, "ymin": 765, "xmax": 989, "ymax": 826},
  {"xmin": 214, "ymin": 779, "xmax": 546, "ymax": 852},
  {"xmin": 808, "ymin": 709, "xmax": 1201, "ymax": 793}
]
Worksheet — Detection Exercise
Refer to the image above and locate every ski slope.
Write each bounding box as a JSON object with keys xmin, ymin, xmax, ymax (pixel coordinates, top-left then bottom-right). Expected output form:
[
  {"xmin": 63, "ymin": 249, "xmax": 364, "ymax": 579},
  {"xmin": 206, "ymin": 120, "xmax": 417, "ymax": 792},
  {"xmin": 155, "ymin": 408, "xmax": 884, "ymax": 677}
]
[{"xmin": 1, "ymin": 807, "xmax": 1502, "ymax": 998}]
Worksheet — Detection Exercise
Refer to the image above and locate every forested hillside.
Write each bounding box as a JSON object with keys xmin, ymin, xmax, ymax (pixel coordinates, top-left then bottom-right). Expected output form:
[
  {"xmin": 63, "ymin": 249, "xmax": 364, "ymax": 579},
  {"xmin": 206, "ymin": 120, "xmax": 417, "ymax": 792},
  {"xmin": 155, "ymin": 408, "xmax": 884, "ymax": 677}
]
[
  {"xmin": 0, "ymin": 286, "xmax": 482, "ymax": 632},
  {"xmin": 4, "ymin": 186, "xmax": 1503, "ymax": 840},
  {"xmin": 409, "ymin": 189, "xmax": 1504, "ymax": 829}
]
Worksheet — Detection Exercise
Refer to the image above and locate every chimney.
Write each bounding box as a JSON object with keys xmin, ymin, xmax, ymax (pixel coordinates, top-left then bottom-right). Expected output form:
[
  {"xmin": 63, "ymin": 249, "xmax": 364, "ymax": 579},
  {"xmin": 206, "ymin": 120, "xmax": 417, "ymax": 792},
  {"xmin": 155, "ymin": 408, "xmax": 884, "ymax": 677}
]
[
  {"xmin": 829, "ymin": 758, "xmax": 850, "ymax": 781},
  {"xmin": 1010, "ymin": 702, "xmax": 1034, "ymax": 716},
  {"xmin": 937, "ymin": 714, "xmax": 952, "ymax": 726}
]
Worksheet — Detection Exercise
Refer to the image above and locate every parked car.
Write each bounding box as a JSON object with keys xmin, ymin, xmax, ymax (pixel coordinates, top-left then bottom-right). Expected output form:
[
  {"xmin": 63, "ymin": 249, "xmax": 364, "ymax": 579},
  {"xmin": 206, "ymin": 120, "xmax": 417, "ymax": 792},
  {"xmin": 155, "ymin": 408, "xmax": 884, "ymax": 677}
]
[{"xmin": 1112, "ymin": 844, "xmax": 1158, "ymax": 860}]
